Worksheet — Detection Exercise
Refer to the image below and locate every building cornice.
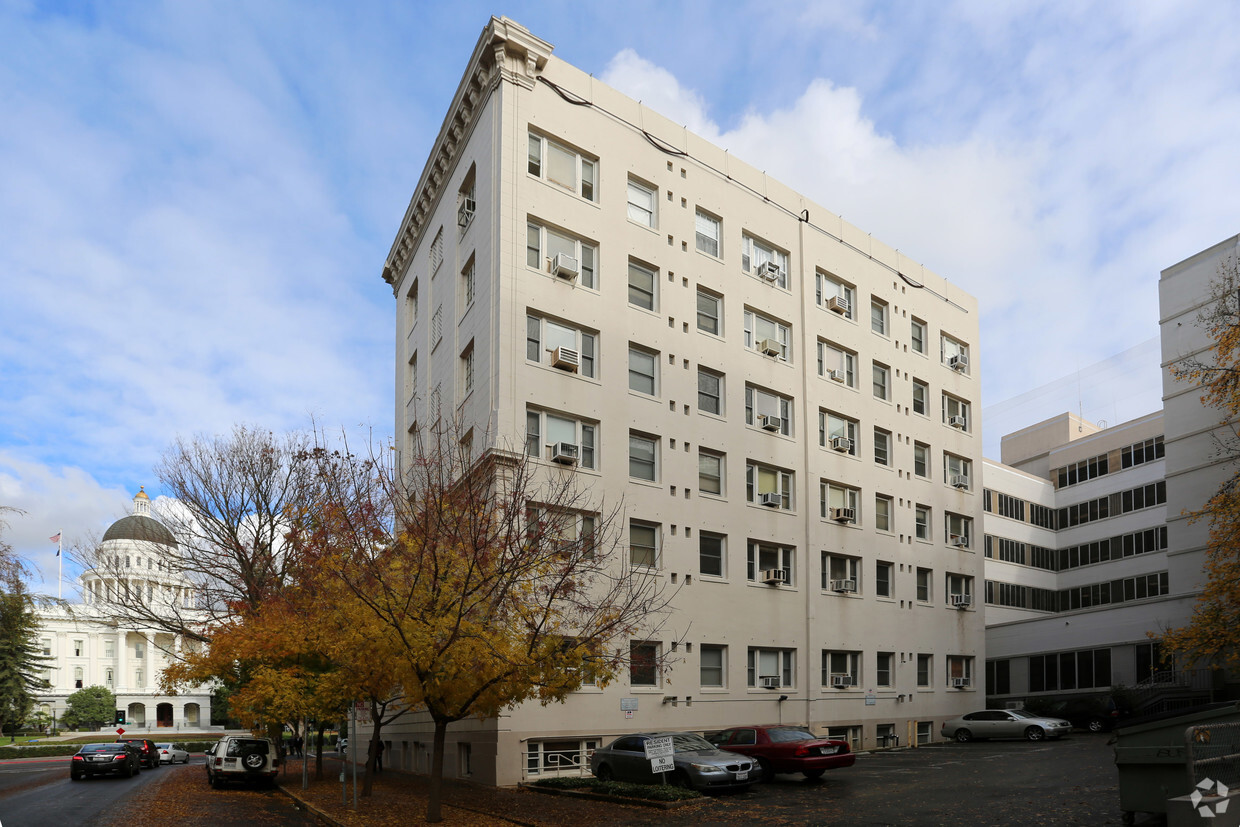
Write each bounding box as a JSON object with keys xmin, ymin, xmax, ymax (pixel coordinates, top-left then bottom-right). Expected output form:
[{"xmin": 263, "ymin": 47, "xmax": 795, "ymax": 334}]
[{"xmin": 381, "ymin": 17, "xmax": 553, "ymax": 291}]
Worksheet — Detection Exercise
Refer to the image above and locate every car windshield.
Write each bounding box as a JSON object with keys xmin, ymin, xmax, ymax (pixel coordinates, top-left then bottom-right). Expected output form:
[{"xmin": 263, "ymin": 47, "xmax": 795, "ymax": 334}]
[
  {"xmin": 1008, "ymin": 710, "xmax": 1036, "ymax": 719},
  {"xmin": 225, "ymin": 739, "xmax": 270, "ymax": 757},
  {"xmin": 82, "ymin": 744, "xmax": 122, "ymax": 753},
  {"xmin": 766, "ymin": 728, "xmax": 816, "ymax": 743},
  {"xmin": 156, "ymin": 743, "xmax": 172, "ymax": 749},
  {"xmin": 670, "ymin": 734, "xmax": 715, "ymax": 753}
]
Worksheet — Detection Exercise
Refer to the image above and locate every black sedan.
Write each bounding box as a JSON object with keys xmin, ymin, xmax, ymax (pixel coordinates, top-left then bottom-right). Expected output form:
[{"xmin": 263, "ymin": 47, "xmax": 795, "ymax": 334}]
[{"xmin": 70, "ymin": 742, "xmax": 141, "ymax": 780}]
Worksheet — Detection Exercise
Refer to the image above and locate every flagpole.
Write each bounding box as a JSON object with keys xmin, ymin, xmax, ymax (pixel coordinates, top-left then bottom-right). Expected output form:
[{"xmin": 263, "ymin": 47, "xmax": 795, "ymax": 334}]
[{"xmin": 57, "ymin": 532, "xmax": 63, "ymax": 600}]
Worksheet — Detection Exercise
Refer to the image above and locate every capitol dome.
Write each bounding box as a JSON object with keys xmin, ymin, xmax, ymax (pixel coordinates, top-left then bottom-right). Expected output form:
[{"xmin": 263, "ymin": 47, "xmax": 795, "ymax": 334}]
[{"xmin": 100, "ymin": 488, "xmax": 177, "ymax": 547}]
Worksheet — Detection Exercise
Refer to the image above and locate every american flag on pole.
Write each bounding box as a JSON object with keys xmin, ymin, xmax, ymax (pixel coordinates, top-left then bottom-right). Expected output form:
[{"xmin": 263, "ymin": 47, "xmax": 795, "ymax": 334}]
[{"xmin": 50, "ymin": 533, "xmax": 61, "ymax": 555}]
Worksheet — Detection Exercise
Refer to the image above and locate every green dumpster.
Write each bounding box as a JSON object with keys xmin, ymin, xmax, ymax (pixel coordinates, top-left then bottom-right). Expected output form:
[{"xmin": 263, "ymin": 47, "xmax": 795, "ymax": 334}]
[{"xmin": 1114, "ymin": 701, "xmax": 1240, "ymax": 825}]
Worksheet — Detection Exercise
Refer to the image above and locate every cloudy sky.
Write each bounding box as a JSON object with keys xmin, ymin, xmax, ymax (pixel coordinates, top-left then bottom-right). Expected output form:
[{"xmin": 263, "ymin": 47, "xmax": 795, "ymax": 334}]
[{"xmin": 3, "ymin": 1, "xmax": 1238, "ymax": 595}]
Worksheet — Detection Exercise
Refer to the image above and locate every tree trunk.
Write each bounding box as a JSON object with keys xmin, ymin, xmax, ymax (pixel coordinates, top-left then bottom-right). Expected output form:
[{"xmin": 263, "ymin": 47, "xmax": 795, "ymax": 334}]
[
  {"xmin": 361, "ymin": 725, "xmax": 381, "ymax": 797},
  {"xmin": 426, "ymin": 719, "xmax": 449, "ymax": 823},
  {"xmin": 314, "ymin": 720, "xmax": 327, "ymax": 780}
]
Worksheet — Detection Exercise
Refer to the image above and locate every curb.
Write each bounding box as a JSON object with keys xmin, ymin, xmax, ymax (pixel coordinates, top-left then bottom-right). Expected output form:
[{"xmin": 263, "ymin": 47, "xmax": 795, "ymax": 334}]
[{"xmin": 522, "ymin": 783, "xmax": 704, "ymax": 810}]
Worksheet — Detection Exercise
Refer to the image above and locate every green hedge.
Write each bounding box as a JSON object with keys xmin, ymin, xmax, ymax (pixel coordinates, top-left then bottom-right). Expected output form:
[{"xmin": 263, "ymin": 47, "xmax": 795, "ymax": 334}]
[
  {"xmin": 530, "ymin": 776, "xmax": 701, "ymax": 801},
  {"xmin": 0, "ymin": 740, "xmax": 220, "ymax": 760}
]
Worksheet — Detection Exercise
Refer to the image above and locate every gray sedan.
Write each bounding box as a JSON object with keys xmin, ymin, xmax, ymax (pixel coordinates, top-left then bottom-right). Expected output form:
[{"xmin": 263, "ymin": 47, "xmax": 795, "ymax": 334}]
[
  {"xmin": 941, "ymin": 709, "xmax": 1073, "ymax": 742},
  {"xmin": 589, "ymin": 731, "xmax": 756, "ymax": 791},
  {"xmin": 156, "ymin": 742, "xmax": 190, "ymax": 763}
]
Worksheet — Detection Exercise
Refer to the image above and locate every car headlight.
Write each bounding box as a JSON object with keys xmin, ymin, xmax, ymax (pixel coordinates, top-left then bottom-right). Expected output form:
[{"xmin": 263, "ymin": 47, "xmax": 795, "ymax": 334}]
[{"xmin": 689, "ymin": 762, "xmax": 723, "ymax": 772}]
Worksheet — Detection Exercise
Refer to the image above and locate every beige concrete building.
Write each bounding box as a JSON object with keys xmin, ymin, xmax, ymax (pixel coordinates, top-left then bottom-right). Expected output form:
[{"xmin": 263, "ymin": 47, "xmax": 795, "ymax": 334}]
[{"xmin": 377, "ymin": 17, "xmax": 984, "ymax": 785}]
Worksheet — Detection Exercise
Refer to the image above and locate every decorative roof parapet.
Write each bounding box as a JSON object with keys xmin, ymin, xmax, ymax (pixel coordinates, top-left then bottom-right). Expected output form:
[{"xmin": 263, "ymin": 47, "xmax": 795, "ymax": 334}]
[{"xmin": 381, "ymin": 17, "xmax": 553, "ymax": 291}]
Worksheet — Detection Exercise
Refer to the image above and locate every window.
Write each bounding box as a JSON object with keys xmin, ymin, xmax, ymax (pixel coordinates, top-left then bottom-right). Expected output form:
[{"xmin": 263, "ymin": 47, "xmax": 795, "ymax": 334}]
[
  {"xmin": 746, "ymin": 462, "xmax": 794, "ymax": 510},
  {"xmin": 945, "ymin": 513, "xmax": 972, "ymax": 547},
  {"xmin": 432, "ymin": 305, "xmax": 443, "ymax": 346},
  {"xmin": 699, "ymin": 450, "xmax": 724, "ymax": 496},
  {"xmin": 915, "ymin": 505, "xmax": 931, "ymax": 540},
  {"xmin": 916, "ymin": 568, "xmax": 932, "ymax": 602},
  {"xmin": 105, "ymin": 640, "xmax": 114, "ymax": 658},
  {"xmin": 820, "ymin": 481, "xmax": 859, "ymax": 521},
  {"xmin": 527, "ymin": 507, "xmax": 597, "ymax": 558},
  {"xmin": 135, "ymin": 668, "xmax": 144, "ymax": 688},
  {"xmin": 870, "ymin": 299, "xmax": 888, "ymax": 335},
  {"xmin": 74, "ymin": 667, "xmax": 83, "ymax": 689},
  {"xmin": 822, "ymin": 651, "xmax": 860, "ymax": 687},
  {"xmin": 872, "ymin": 362, "xmax": 890, "ymax": 400},
  {"xmin": 947, "ymin": 656, "xmax": 974, "ymax": 687},
  {"xmin": 745, "ymin": 385, "xmax": 792, "ymax": 436},
  {"xmin": 817, "ymin": 340, "xmax": 857, "ymax": 386},
  {"xmin": 406, "ymin": 353, "xmax": 418, "ymax": 405},
  {"xmin": 134, "ymin": 640, "xmax": 145, "ymax": 659},
  {"xmin": 525, "ymin": 739, "xmax": 599, "ymax": 777},
  {"xmin": 695, "ymin": 209, "xmax": 721, "ymax": 256},
  {"xmin": 696, "ymin": 289, "xmax": 722, "ymax": 335},
  {"xmin": 461, "ymin": 259, "xmax": 475, "ymax": 309},
  {"xmin": 528, "ymin": 131, "xmax": 596, "ymax": 201},
  {"xmin": 875, "ymin": 495, "xmax": 893, "ymax": 532},
  {"xmin": 1122, "ymin": 436, "xmax": 1165, "ymax": 468},
  {"xmin": 105, "ymin": 668, "xmax": 113, "ymax": 688},
  {"xmin": 748, "ymin": 648, "xmax": 795, "ymax": 688},
  {"xmin": 822, "ymin": 552, "xmax": 859, "ymax": 590},
  {"xmin": 944, "ymin": 453, "xmax": 971, "ymax": 489},
  {"xmin": 629, "ymin": 433, "xmax": 658, "ymax": 481},
  {"xmin": 627, "ymin": 179, "xmax": 656, "ymax": 227},
  {"xmin": 987, "ymin": 659, "xmax": 1012, "ymax": 696},
  {"xmin": 875, "ymin": 561, "xmax": 893, "ymax": 597},
  {"xmin": 941, "ymin": 335, "xmax": 969, "ymax": 370},
  {"xmin": 874, "ymin": 428, "xmax": 891, "ymax": 466},
  {"xmin": 911, "ymin": 318, "xmax": 927, "ymax": 354},
  {"xmin": 457, "ymin": 175, "xmax": 476, "ymax": 232},
  {"xmin": 525, "ymin": 409, "xmax": 597, "ymax": 469},
  {"xmin": 946, "ymin": 573, "xmax": 973, "ymax": 605},
  {"xmin": 74, "ymin": 639, "xmax": 83, "ymax": 657},
  {"xmin": 629, "ymin": 521, "xmax": 660, "ymax": 568},
  {"xmin": 912, "ymin": 380, "xmax": 929, "ymax": 415},
  {"xmin": 876, "ymin": 652, "xmax": 894, "ymax": 686},
  {"xmin": 698, "ymin": 368, "xmax": 723, "ymax": 415},
  {"xmin": 914, "ymin": 443, "xmax": 930, "ymax": 478},
  {"xmin": 526, "ymin": 315, "xmax": 596, "ymax": 378},
  {"xmin": 700, "ymin": 645, "xmax": 726, "ymax": 687},
  {"xmin": 700, "ymin": 532, "xmax": 726, "ymax": 577},
  {"xmin": 744, "ymin": 310, "xmax": 791, "ymax": 361},
  {"xmin": 629, "ymin": 641, "xmax": 659, "ymax": 686},
  {"xmin": 917, "ymin": 654, "xmax": 932, "ymax": 687},
  {"xmin": 816, "ymin": 272, "xmax": 855, "ymax": 319},
  {"xmin": 526, "ymin": 222, "xmax": 597, "ymax": 288},
  {"xmin": 943, "ymin": 394, "xmax": 970, "ymax": 431},
  {"xmin": 430, "ymin": 226, "xmax": 444, "ymax": 273},
  {"xmin": 820, "ymin": 411, "xmax": 857, "ymax": 455},
  {"xmin": 742, "ymin": 233, "xmax": 788, "ymax": 288},
  {"xmin": 628, "ymin": 260, "xmax": 657, "ymax": 310},
  {"xmin": 747, "ymin": 541, "xmax": 794, "ymax": 585},
  {"xmin": 628, "ymin": 347, "xmax": 657, "ymax": 395},
  {"xmin": 460, "ymin": 344, "xmax": 474, "ymax": 397}
]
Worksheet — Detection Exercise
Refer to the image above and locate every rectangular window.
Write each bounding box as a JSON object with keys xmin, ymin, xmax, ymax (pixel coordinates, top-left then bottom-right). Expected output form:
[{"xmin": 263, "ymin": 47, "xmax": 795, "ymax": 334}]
[
  {"xmin": 746, "ymin": 462, "xmax": 794, "ymax": 510},
  {"xmin": 870, "ymin": 299, "xmax": 888, "ymax": 335},
  {"xmin": 629, "ymin": 433, "xmax": 658, "ymax": 481},
  {"xmin": 821, "ymin": 481, "xmax": 860, "ymax": 521},
  {"xmin": 627, "ymin": 179, "xmax": 656, "ymax": 227},
  {"xmin": 432, "ymin": 305, "xmax": 443, "ymax": 346},
  {"xmin": 696, "ymin": 289, "xmax": 721, "ymax": 335},
  {"xmin": 916, "ymin": 505, "xmax": 931, "ymax": 540},
  {"xmin": 821, "ymin": 651, "xmax": 860, "ymax": 687},
  {"xmin": 699, "ymin": 450, "xmax": 724, "ymax": 496},
  {"xmin": 820, "ymin": 411, "xmax": 858, "ymax": 455},
  {"xmin": 912, "ymin": 380, "xmax": 929, "ymax": 415},
  {"xmin": 526, "ymin": 316, "xmax": 597, "ymax": 378},
  {"xmin": 698, "ymin": 368, "xmax": 723, "ymax": 414},
  {"xmin": 916, "ymin": 568, "xmax": 932, "ymax": 602},
  {"xmin": 695, "ymin": 209, "xmax": 721, "ymax": 257},
  {"xmin": 745, "ymin": 385, "xmax": 792, "ymax": 436},
  {"xmin": 943, "ymin": 394, "xmax": 970, "ymax": 431},
  {"xmin": 105, "ymin": 640, "xmax": 114, "ymax": 658},
  {"xmin": 917, "ymin": 654, "xmax": 931, "ymax": 687},
  {"xmin": 628, "ymin": 260, "xmax": 657, "ymax": 310},
  {"xmin": 628, "ymin": 347, "xmax": 657, "ymax": 395},
  {"xmin": 528, "ymin": 132, "xmax": 596, "ymax": 201},
  {"xmin": 430, "ymin": 226, "xmax": 444, "ymax": 272},
  {"xmin": 816, "ymin": 272, "xmax": 855, "ymax": 319},
  {"xmin": 460, "ymin": 345, "xmax": 474, "ymax": 397},
  {"xmin": 947, "ymin": 656, "xmax": 973, "ymax": 687},
  {"xmin": 911, "ymin": 318, "xmax": 927, "ymax": 354},
  {"xmin": 747, "ymin": 541, "xmax": 794, "ymax": 585},
  {"xmin": 526, "ymin": 221, "xmax": 598, "ymax": 289},
  {"xmin": 526, "ymin": 409, "xmax": 597, "ymax": 469},
  {"xmin": 875, "ymin": 561, "xmax": 893, "ymax": 597},
  {"xmin": 461, "ymin": 259, "xmax": 475, "ymax": 309},
  {"xmin": 874, "ymin": 428, "xmax": 891, "ymax": 466},
  {"xmin": 822, "ymin": 552, "xmax": 860, "ymax": 590},
  {"xmin": 699, "ymin": 532, "xmax": 726, "ymax": 577},
  {"xmin": 629, "ymin": 521, "xmax": 659, "ymax": 568},
  {"xmin": 700, "ymin": 645, "xmax": 725, "ymax": 687},
  {"xmin": 817, "ymin": 340, "xmax": 857, "ymax": 387},
  {"xmin": 876, "ymin": 652, "xmax": 894, "ymax": 686},
  {"xmin": 74, "ymin": 639, "xmax": 83, "ymax": 657},
  {"xmin": 629, "ymin": 641, "xmax": 659, "ymax": 686},
  {"xmin": 744, "ymin": 310, "xmax": 791, "ymax": 361},
  {"xmin": 875, "ymin": 495, "xmax": 893, "ymax": 532},
  {"xmin": 945, "ymin": 513, "xmax": 972, "ymax": 547},
  {"xmin": 742, "ymin": 233, "xmax": 789, "ymax": 288},
  {"xmin": 914, "ymin": 443, "xmax": 930, "ymax": 478},
  {"xmin": 941, "ymin": 335, "xmax": 969, "ymax": 371},
  {"xmin": 944, "ymin": 453, "xmax": 972, "ymax": 489},
  {"xmin": 749, "ymin": 648, "xmax": 795, "ymax": 688},
  {"xmin": 872, "ymin": 362, "xmax": 890, "ymax": 400}
]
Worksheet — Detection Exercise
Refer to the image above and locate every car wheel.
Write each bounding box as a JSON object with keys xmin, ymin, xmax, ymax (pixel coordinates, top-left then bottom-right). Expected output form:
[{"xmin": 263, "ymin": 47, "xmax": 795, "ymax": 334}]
[
  {"xmin": 70, "ymin": 772, "xmax": 82, "ymax": 781},
  {"xmin": 954, "ymin": 729, "xmax": 973, "ymax": 742},
  {"xmin": 124, "ymin": 762, "xmax": 134, "ymax": 778},
  {"xmin": 757, "ymin": 758, "xmax": 775, "ymax": 783},
  {"xmin": 1087, "ymin": 717, "xmax": 1106, "ymax": 733},
  {"xmin": 596, "ymin": 764, "xmax": 614, "ymax": 782},
  {"xmin": 803, "ymin": 769, "xmax": 825, "ymax": 780},
  {"xmin": 1025, "ymin": 726, "xmax": 1046, "ymax": 742},
  {"xmin": 669, "ymin": 770, "xmax": 693, "ymax": 789}
]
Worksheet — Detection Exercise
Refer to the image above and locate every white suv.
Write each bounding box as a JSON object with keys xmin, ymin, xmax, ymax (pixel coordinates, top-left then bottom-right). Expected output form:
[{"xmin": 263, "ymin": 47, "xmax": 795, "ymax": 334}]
[{"xmin": 206, "ymin": 735, "xmax": 279, "ymax": 788}]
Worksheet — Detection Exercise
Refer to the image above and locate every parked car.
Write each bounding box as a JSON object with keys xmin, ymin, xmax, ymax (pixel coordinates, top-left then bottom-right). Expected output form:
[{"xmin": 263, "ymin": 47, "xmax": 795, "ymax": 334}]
[
  {"xmin": 337, "ymin": 737, "xmax": 348, "ymax": 754},
  {"xmin": 941, "ymin": 709, "xmax": 1073, "ymax": 742},
  {"xmin": 70, "ymin": 742, "xmax": 141, "ymax": 780},
  {"xmin": 156, "ymin": 742, "xmax": 191, "ymax": 763},
  {"xmin": 589, "ymin": 731, "xmax": 757, "ymax": 792},
  {"xmin": 117, "ymin": 738, "xmax": 161, "ymax": 769},
  {"xmin": 1036, "ymin": 695, "xmax": 1127, "ymax": 732},
  {"xmin": 206, "ymin": 735, "xmax": 279, "ymax": 788},
  {"xmin": 706, "ymin": 725, "xmax": 855, "ymax": 781}
]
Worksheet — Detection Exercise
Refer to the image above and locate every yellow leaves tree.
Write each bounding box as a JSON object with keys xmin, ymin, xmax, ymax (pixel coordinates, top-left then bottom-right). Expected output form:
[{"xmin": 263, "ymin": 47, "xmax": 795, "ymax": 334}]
[{"xmin": 1162, "ymin": 254, "xmax": 1240, "ymax": 669}]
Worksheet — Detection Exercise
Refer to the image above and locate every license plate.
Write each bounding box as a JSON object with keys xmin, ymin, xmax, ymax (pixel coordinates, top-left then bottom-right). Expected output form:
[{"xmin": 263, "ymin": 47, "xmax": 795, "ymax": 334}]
[
  {"xmin": 819, "ymin": 746, "xmax": 838, "ymax": 755},
  {"xmin": 92, "ymin": 756, "xmax": 110, "ymax": 762},
  {"xmin": 224, "ymin": 757, "xmax": 237, "ymax": 766},
  {"xmin": 736, "ymin": 770, "xmax": 748, "ymax": 781}
]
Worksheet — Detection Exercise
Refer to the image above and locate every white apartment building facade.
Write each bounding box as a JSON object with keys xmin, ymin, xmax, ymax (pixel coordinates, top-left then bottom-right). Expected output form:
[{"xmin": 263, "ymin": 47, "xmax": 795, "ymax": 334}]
[{"xmin": 378, "ymin": 17, "xmax": 984, "ymax": 785}]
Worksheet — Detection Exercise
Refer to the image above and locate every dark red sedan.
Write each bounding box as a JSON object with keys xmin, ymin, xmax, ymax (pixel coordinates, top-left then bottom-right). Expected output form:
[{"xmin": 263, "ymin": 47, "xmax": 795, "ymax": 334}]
[{"xmin": 707, "ymin": 725, "xmax": 855, "ymax": 781}]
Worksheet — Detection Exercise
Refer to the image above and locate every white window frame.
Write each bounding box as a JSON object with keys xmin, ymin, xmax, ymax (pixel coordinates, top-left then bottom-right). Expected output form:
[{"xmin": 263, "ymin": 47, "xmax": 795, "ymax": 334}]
[
  {"xmin": 695, "ymin": 209, "xmax": 721, "ymax": 257},
  {"xmin": 629, "ymin": 432, "xmax": 658, "ymax": 482},
  {"xmin": 748, "ymin": 647, "xmax": 795, "ymax": 688},
  {"xmin": 912, "ymin": 379, "xmax": 929, "ymax": 415},
  {"xmin": 872, "ymin": 362, "xmax": 890, "ymax": 400},
  {"xmin": 430, "ymin": 226, "xmax": 444, "ymax": 273},
  {"xmin": 945, "ymin": 513, "xmax": 972, "ymax": 547},
  {"xmin": 821, "ymin": 650, "xmax": 860, "ymax": 687},
  {"xmin": 820, "ymin": 481, "xmax": 860, "ymax": 520},
  {"xmin": 914, "ymin": 442, "xmax": 930, "ymax": 479},
  {"xmin": 460, "ymin": 344, "xmax": 474, "ymax": 398},
  {"xmin": 820, "ymin": 410, "xmax": 858, "ymax": 456},
  {"xmin": 947, "ymin": 655, "xmax": 974, "ymax": 686},
  {"xmin": 627, "ymin": 178, "xmax": 656, "ymax": 227},
  {"xmin": 817, "ymin": 340, "xmax": 857, "ymax": 387},
  {"xmin": 946, "ymin": 573, "xmax": 974, "ymax": 603},
  {"xmin": 875, "ymin": 561, "xmax": 894, "ymax": 597},
  {"xmin": 943, "ymin": 394, "xmax": 971, "ymax": 431},
  {"xmin": 628, "ymin": 346, "xmax": 658, "ymax": 396},
  {"xmin": 461, "ymin": 259, "xmax": 476, "ymax": 311},
  {"xmin": 700, "ymin": 644, "xmax": 726, "ymax": 687},
  {"xmin": 874, "ymin": 428, "xmax": 891, "ymax": 466},
  {"xmin": 699, "ymin": 531, "xmax": 726, "ymax": 578},
  {"xmin": 696, "ymin": 289, "xmax": 722, "ymax": 336},
  {"xmin": 629, "ymin": 521, "xmax": 660, "ymax": 569},
  {"xmin": 816, "ymin": 272, "xmax": 856, "ymax": 319},
  {"xmin": 742, "ymin": 233, "xmax": 789, "ymax": 288},
  {"xmin": 745, "ymin": 385, "xmax": 792, "ymax": 436},
  {"xmin": 528, "ymin": 131, "xmax": 597, "ymax": 201},
  {"xmin": 698, "ymin": 449, "xmax": 725, "ymax": 496},
  {"xmin": 747, "ymin": 540, "xmax": 794, "ymax": 585},
  {"xmin": 944, "ymin": 453, "xmax": 971, "ymax": 489},
  {"xmin": 915, "ymin": 505, "xmax": 931, "ymax": 541},
  {"xmin": 875, "ymin": 495, "xmax": 893, "ymax": 532},
  {"xmin": 911, "ymin": 318, "xmax": 927, "ymax": 354},
  {"xmin": 916, "ymin": 568, "xmax": 932, "ymax": 603},
  {"xmin": 525, "ymin": 408, "xmax": 597, "ymax": 469},
  {"xmin": 876, "ymin": 651, "xmax": 895, "ymax": 686},
  {"xmin": 941, "ymin": 335, "xmax": 969, "ymax": 370},
  {"xmin": 744, "ymin": 310, "xmax": 791, "ymax": 361},
  {"xmin": 822, "ymin": 552, "xmax": 860, "ymax": 590},
  {"xmin": 629, "ymin": 639, "xmax": 660, "ymax": 686},
  {"xmin": 628, "ymin": 259, "xmax": 657, "ymax": 311},
  {"xmin": 526, "ymin": 221, "xmax": 598, "ymax": 289},
  {"xmin": 698, "ymin": 367, "xmax": 723, "ymax": 415},
  {"xmin": 526, "ymin": 315, "xmax": 597, "ymax": 378},
  {"xmin": 746, "ymin": 462, "xmax": 794, "ymax": 510},
  {"xmin": 870, "ymin": 298, "xmax": 888, "ymax": 336}
]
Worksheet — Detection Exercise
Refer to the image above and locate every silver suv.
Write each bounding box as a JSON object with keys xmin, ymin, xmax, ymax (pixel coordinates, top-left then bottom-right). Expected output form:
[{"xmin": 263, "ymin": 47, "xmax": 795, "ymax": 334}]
[{"xmin": 206, "ymin": 735, "xmax": 279, "ymax": 788}]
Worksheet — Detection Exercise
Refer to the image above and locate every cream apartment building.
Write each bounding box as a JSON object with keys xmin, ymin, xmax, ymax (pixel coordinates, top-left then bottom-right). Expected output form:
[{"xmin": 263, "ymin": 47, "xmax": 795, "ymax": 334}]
[{"xmin": 377, "ymin": 17, "xmax": 984, "ymax": 785}]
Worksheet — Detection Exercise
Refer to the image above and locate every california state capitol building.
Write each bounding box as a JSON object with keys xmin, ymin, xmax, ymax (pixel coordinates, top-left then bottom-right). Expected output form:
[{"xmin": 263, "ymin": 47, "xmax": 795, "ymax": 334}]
[{"xmin": 34, "ymin": 488, "xmax": 213, "ymax": 731}]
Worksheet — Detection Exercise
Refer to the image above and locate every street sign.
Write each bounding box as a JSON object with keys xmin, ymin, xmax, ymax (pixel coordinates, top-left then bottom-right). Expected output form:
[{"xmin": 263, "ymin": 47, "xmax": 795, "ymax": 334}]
[
  {"xmin": 645, "ymin": 736, "xmax": 674, "ymax": 777},
  {"xmin": 650, "ymin": 754, "xmax": 674, "ymax": 773},
  {"xmin": 620, "ymin": 697, "xmax": 638, "ymax": 712},
  {"xmin": 116, "ymin": 727, "xmax": 125, "ymax": 736}
]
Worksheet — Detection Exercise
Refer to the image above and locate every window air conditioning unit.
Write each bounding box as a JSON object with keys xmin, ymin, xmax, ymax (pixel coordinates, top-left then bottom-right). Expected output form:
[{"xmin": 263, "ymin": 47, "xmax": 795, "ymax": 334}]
[
  {"xmin": 830, "ymin": 578, "xmax": 857, "ymax": 593},
  {"xmin": 830, "ymin": 674, "xmax": 852, "ymax": 688},
  {"xmin": 759, "ymin": 492, "xmax": 782, "ymax": 508},
  {"xmin": 949, "ymin": 354, "xmax": 969, "ymax": 371},
  {"xmin": 948, "ymin": 415, "xmax": 966, "ymax": 429},
  {"xmin": 551, "ymin": 347, "xmax": 580, "ymax": 372},
  {"xmin": 831, "ymin": 436, "xmax": 852, "ymax": 453},
  {"xmin": 759, "ymin": 413, "xmax": 782, "ymax": 432},
  {"xmin": 951, "ymin": 594, "xmax": 973, "ymax": 608},
  {"xmin": 831, "ymin": 508, "xmax": 856, "ymax": 524},
  {"xmin": 828, "ymin": 368, "xmax": 845, "ymax": 383},
  {"xmin": 758, "ymin": 261, "xmax": 782, "ymax": 282},
  {"xmin": 828, "ymin": 296, "xmax": 850, "ymax": 315},
  {"xmin": 549, "ymin": 442, "xmax": 579, "ymax": 465},
  {"xmin": 951, "ymin": 474, "xmax": 970, "ymax": 489},
  {"xmin": 552, "ymin": 253, "xmax": 580, "ymax": 280},
  {"xmin": 952, "ymin": 677, "xmax": 970, "ymax": 688},
  {"xmin": 758, "ymin": 338, "xmax": 781, "ymax": 357},
  {"xmin": 950, "ymin": 535, "xmax": 969, "ymax": 548},
  {"xmin": 760, "ymin": 676, "xmax": 781, "ymax": 689},
  {"xmin": 457, "ymin": 198, "xmax": 476, "ymax": 229},
  {"xmin": 760, "ymin": 568, "xmax": 788, "ymax": 585}
]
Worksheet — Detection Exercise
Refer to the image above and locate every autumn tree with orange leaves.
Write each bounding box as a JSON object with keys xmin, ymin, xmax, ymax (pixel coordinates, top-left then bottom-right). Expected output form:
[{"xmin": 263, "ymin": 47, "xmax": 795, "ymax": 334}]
[
  {"xmin": 306, "ymin": 422, "xmax": 673, "ymax": 823},
  {"xmin": 1162, "ymin": 254, "xmax": 1240, "ymax": 669}
]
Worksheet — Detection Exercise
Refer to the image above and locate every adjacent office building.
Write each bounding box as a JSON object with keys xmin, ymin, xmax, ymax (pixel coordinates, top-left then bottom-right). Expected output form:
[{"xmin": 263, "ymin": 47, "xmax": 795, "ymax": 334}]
[{"xmin": 378, "ymin": 17, "xmax": 984, "ymax": 785}]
